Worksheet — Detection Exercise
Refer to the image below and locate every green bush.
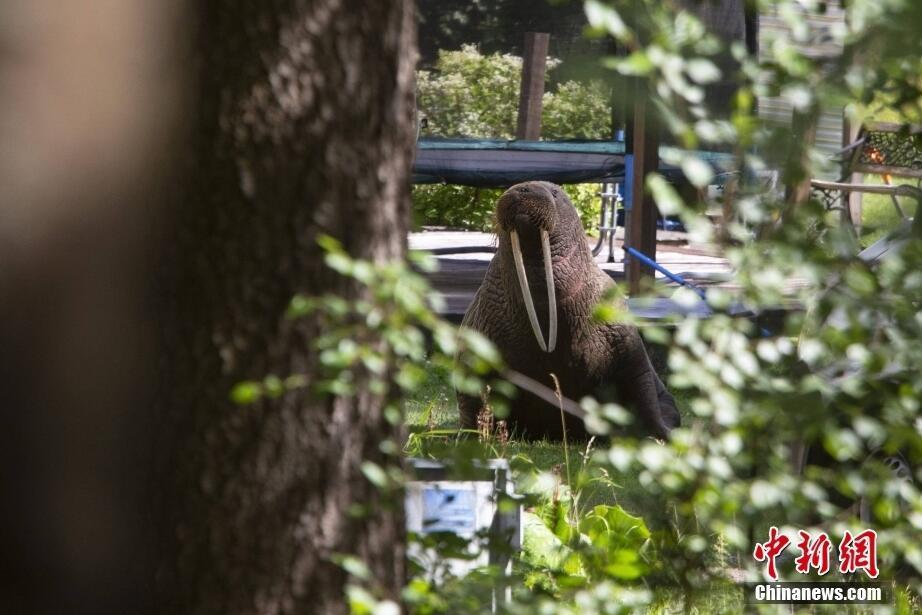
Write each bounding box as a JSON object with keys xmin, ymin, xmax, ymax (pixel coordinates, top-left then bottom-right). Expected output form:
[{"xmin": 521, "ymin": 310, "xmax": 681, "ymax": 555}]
[
  {"xmin": 542, "ymin": 80, "xmax": 612, "ymax": 141},
  {"xmin": 417, "ymin": 45, "xmax": 524, "ymax": 139},
  {"xmin": 412, "ymin": 183, "xmax": 602, "ymax": 233},
  {"xmin": 414, "ymin": 45, "xmax": 610, "ymax": 232},
  {"xmin": 417, "ymin": 44, "xmax": 611, "ymax": 140},
  {"xmin": 411, "ymin": 185, "xmax": 504, "ymax": 231}
]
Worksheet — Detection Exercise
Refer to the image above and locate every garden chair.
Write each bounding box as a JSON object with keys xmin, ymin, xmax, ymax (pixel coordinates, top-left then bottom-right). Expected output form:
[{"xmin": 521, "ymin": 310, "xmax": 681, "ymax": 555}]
[{"xmin": 810, "ymin": 122, "xmax": 922, "ymax": 230}]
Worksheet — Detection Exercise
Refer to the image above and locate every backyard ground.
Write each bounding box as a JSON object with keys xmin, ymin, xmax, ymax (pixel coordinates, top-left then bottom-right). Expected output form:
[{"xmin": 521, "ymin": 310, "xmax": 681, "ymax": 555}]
[{"xmin": 402, "ymin": 192, "xmax": 919, "ymax": 612}]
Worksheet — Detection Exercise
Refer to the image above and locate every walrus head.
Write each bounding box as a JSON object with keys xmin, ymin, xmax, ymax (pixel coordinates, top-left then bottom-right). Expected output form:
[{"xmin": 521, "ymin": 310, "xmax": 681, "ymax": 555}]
[{"xmin": 495, "ymin": 181, "xmax": 587, "ymax": 353}]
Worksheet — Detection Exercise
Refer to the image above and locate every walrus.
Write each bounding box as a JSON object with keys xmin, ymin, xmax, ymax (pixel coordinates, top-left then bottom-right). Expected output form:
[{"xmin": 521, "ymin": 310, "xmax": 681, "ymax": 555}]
[{"xmin": 457, "ymin": 181, "xmax": 681, "ymax": 440}]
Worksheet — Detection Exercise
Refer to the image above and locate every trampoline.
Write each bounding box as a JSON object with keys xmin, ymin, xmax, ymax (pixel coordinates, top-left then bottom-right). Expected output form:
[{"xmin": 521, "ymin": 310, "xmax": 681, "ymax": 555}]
[{"xmin": 412, "ymin": 137, "xmax": 735, "ymax": 188}]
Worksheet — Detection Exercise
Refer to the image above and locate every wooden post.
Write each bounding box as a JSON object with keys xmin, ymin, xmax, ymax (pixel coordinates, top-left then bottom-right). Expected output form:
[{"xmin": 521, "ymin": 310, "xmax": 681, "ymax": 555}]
[
  {"xmin": 784, "ymin": 104, "xmax": 819, "ymax": 210},
  {"xmin": 515, "ymin": 32, "xmax": 549, "ymax": 140},
  {"xmin": 842, "ymin": 111, "xmax": 863, "ymax": 233},
  {"xmin": 626, "ymin": 81, "xmax": 659, "ymax": 295}
]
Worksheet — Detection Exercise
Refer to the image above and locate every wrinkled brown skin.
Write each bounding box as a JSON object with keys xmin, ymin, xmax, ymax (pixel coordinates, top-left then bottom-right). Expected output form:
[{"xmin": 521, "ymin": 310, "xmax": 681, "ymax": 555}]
[{"xmin": 458, "ymin": 181, "xmax": 680, "ymax": 440}]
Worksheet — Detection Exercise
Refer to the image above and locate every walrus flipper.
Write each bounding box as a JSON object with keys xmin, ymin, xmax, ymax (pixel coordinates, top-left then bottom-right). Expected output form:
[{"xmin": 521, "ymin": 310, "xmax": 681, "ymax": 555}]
[
  {"xmin": 654, "ymin": 372, "xmax": 681, "ymax": 430},
  {"xmin": 608, "ymin": 325, "xmax": 677, "ymax": 439}
]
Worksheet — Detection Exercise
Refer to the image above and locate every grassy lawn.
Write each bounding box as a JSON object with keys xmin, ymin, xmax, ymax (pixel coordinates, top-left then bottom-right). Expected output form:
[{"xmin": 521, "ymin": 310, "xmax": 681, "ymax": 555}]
[
  {"xmin": 854, "ymin": 106, "xmax": 919, "ymax": 247},
  {"xmin": 858, "ymin": 179, "xmax": 918, "ymax": 248},
  {"xmin": 401, "ymin": 362, "xmax": 752, "ymax": 612},
  {"xmin": 403, "ymin": 362, "xmax": 682, "ymax": 516}
]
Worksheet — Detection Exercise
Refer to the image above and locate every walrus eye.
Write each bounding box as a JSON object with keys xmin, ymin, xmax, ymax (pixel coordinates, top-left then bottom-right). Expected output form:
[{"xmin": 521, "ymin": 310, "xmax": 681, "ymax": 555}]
[
  {"xmin": 516, "ymin": 186, "xmax": 528, "ymax": 194},
  {"xmin": 509, "ymin": 229, "xmax": 557, "ymax": 353}
]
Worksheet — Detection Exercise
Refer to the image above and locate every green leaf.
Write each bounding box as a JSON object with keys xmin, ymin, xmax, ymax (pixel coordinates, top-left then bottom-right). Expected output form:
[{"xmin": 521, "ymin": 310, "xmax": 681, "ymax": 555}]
[
  {"xmin": 585, "ymin": 0, "xmax": 628, "ymax": 39},
  {"xmin": 286, "ymin": 294, "xmax": 315, "ymax": 318},
  {"xmin": 646, "ymin": 174, "xmax": 684, "ymax": 214},
  {"xmin": 686, "ymin": 58, "xmax": 722, "ymax": 84},
  {"xmin": 579, "ymin": 504, "xmax": 651, "ymax": 545},
  {"xmin": 361, "ymin": 462, "xmax": 389, "ymax": 489},
  {"xmin": 325, "ymin": 252, "xmax": 353, "ymax": 275},
  {"xmin": 230, "ymin": 381, "xmax": 261, "ymax": 405},
  {"xmin": 592, "ymin": 300, "xmax": 628, "ymax": 323},
  {"xmin": 262, "ymin": 374, "xmax": 284, "ymax": 398},
  {"xmin": 345, "ymin": 585, "xmax": 375, "ymax": 615},
  {"xmin": 603, "ymin": 51, "xmax": 653, "ymax": 76},
  {"xmin": 521, "ymin": 511, "xmax": 575, "ymax": 571},
  {"xmin": 460, "ymin": 329, "xmax": 501, "ymax": 366},
  {"xmin": 680, "ymin": 156, "xmax": 714, "ymax": 189},
  {"xmin": 316, "ymin": 234, "xmax": 343, "ymax": 254},
  {"xmin": 332, "ymin": 554, "xmax": 371, "ymax": 580},
  {"xmin": 360, "ymin": 352, "xmax": 387, "ymax": 375},
  {"xmin": 604, "ymin": 557, "xmax": 645, "ymax": 580},
  {"xmin": 539, "ymin": 499, "xmax": 575, "ymax": 545}
]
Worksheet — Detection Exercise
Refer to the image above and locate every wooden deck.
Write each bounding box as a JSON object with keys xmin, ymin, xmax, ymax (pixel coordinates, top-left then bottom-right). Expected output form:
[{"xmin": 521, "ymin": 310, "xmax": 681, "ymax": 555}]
[{"xmin": 410, "ymin": 228, "xmax": 760, "ymax": 323}]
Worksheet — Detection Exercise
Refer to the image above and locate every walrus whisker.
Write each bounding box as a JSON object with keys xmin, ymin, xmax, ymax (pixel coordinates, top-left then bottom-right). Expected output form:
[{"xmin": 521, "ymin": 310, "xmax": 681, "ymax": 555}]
[
  {"xmin": 510, "ymin": 230, "xmax": 547, "ymax": 352},
  {"xmin": 541, "ymin": 229, "xmax": 557, "ymax": 352}
]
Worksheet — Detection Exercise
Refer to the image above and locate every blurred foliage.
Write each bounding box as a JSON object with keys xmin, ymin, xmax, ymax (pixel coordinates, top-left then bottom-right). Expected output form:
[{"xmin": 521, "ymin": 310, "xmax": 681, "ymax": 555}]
[
  {"xmin": 492, "ymin": 0, "xmax": 922, "ymax": 611},
  {"xmin": 234, "ymin": 235, "xmax": 506, "ymax": 409}
]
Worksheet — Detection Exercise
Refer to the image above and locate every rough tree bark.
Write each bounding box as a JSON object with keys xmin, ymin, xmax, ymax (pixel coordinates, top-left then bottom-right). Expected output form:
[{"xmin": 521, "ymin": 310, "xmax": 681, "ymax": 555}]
[{"xmin": 156, "ymin": 1, "xmax": 417, "ymax": 613}]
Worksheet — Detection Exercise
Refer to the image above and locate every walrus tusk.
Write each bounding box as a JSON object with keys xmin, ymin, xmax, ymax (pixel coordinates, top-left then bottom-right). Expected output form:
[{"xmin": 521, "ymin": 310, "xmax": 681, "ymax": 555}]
[
  {"xmin": 510, "ymin": 230, "xmax": 546, "ymax": 351},
  {"xmin": 541, "ymin": 229, "xmax": 557, "ymax": 352},
  {"xmin": 510, "ymin": 230, "xmax": 556, "ymax": 353}
]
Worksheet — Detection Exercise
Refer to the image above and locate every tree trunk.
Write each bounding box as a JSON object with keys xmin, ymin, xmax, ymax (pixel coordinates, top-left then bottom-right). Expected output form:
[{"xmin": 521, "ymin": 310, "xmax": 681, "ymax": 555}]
[{"xmin": 156, "ymin": 2, "xmax": 417, "ymax": 613}]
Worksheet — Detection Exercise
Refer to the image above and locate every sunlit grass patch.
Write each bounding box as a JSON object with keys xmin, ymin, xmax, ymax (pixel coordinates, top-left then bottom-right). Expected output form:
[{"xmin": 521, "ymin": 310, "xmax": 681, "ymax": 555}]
[
  {"xmin": 403, "ymin": 360, "xmax": 695, "ymax": 519},
  {"xmin": 859, "ymin": 179, "xmax": 918, "ymax": 248}
]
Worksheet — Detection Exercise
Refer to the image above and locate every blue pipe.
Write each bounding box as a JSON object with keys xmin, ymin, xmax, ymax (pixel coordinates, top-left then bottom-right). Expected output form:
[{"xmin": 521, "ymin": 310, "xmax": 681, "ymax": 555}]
[
  {"xmin": 623, "ymin": 246, "xmax": 707, "ymax": 300},
  {"xmin": 624, "ymin": 246, "xmax": 773, "ymax": 337}
]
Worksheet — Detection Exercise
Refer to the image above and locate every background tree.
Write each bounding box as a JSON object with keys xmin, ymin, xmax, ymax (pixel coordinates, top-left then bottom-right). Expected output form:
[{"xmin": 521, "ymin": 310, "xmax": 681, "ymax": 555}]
[
  {"xmin": 416, "ymin": 0, "xmax": 596, "ymax": 73},
  {"xmin": 154, "ymin": 1, "xmax": 417, "ymax": 613}
]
